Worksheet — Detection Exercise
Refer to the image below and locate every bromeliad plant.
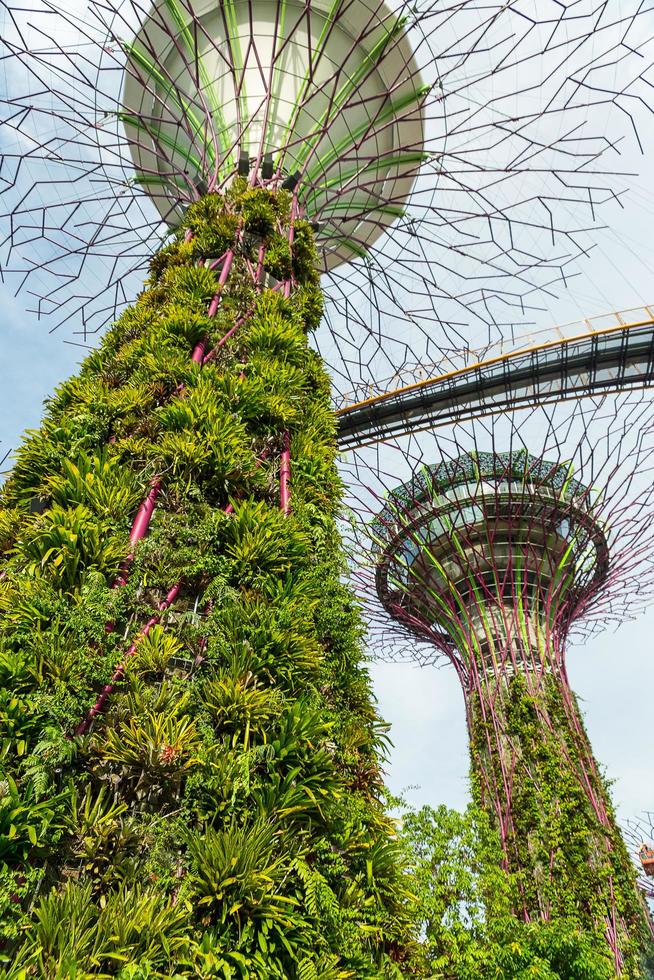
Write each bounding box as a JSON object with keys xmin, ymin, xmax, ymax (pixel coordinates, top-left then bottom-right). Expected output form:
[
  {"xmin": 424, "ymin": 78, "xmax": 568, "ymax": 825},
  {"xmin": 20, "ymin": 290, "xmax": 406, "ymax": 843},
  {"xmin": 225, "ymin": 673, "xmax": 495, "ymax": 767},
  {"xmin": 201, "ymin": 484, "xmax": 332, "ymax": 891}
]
[{"xmin": 0, "ymin": 184, "xmax": 420, "ymax": 977}]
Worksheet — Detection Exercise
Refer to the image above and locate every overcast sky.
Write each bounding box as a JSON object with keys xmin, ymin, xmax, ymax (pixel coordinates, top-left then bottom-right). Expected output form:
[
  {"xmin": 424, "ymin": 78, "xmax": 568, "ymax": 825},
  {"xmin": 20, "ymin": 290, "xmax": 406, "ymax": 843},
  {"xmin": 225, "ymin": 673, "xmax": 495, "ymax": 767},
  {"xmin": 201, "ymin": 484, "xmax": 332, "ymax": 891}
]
[{"xmin": 1, "ymin": 1, "xmax": 653, "ymax": 856}]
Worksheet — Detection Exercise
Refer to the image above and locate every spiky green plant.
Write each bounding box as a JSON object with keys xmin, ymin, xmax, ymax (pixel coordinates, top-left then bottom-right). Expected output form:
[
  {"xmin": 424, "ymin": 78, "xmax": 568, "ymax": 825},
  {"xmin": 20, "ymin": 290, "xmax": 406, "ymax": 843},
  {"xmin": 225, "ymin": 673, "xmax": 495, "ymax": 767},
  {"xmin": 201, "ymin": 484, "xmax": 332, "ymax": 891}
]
[{"xmin": 0, "ymin": 184, "xmax": 421, "ymax": 977}]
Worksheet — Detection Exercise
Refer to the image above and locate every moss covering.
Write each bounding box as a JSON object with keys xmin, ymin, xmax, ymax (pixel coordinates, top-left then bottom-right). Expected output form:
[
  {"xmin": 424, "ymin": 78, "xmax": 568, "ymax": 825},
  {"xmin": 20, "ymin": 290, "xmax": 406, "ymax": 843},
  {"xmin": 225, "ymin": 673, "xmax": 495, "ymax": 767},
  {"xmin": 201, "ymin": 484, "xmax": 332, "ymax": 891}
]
[{"xmin": 0, "ymin": 185, "xmax": 420, "ymax": 977}]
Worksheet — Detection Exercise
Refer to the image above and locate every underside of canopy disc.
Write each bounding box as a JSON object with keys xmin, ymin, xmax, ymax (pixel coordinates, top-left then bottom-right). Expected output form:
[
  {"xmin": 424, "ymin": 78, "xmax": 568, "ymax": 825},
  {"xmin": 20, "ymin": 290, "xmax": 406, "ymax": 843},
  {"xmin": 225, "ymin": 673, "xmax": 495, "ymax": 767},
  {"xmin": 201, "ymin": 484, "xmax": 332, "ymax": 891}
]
[{"xmin": 122, "ymin": 0, "xmax": 426, "ymax": 270}]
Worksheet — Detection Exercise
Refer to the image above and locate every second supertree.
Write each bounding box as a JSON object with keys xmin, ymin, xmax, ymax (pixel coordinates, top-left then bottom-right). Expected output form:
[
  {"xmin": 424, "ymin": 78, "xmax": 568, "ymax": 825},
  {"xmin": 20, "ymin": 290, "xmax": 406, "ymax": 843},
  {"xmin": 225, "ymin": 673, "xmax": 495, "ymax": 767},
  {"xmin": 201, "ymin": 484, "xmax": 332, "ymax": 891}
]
[{"xmin": 346, "ymin": 402, "xmax": 654, "ymax": 975}]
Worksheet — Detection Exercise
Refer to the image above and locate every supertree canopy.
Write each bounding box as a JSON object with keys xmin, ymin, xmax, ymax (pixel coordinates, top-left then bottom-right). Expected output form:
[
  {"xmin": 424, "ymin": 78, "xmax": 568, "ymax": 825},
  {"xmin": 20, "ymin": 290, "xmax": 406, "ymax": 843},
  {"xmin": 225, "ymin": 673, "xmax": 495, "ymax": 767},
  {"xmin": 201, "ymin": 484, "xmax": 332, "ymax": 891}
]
[
  {"xmin": 2, "ymin": 0, "xmax": 654, "ymax": 391},
  {"xmin": 344, "ymin": 394, "xmax": 654, "ymax": 975}
]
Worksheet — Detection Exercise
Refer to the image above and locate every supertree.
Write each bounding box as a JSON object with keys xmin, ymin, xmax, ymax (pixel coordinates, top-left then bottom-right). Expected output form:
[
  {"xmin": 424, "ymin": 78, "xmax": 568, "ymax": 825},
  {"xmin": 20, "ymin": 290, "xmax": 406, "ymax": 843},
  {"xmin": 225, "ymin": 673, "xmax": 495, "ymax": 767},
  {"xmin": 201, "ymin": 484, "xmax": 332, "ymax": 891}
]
[
  {"xmin": 1, "ymin": 0, "xmax": 654, "ymax": 975},
  {"xmin": 344, "ymin": 393, "xmax": 654, "ymax": 975}
]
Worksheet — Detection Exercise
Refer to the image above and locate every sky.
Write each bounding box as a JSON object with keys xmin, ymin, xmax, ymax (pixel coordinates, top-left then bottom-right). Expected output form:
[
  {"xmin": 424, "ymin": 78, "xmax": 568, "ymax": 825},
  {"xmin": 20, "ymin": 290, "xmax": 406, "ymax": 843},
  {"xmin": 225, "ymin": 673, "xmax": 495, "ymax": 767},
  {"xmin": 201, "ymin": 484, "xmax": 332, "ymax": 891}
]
[{"xmin": 1, "ymin": 0, "xmax": 654, "ymax": 856}]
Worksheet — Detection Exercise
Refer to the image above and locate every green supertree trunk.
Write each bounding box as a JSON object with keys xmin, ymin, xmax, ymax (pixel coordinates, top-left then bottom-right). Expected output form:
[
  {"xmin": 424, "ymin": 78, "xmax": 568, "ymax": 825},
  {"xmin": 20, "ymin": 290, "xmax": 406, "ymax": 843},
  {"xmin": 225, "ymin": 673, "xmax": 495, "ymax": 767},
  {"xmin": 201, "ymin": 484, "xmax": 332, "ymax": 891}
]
[
  {"xmin": 0, "ymin": 185, "xmax": 418, "ymax": 977},
  {"xmin": 467, "ymin": 651, "xmax": 649, "ymax": 977}
]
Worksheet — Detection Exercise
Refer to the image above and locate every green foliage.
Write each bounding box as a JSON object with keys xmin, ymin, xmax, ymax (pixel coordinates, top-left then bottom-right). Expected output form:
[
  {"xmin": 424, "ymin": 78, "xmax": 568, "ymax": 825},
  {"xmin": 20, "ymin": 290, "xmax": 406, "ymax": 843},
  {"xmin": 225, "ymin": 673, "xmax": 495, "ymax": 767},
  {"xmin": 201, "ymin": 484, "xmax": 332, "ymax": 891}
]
[
  {"xmin": 185, "ymin": 818, "xmax": 292, "ymax": 925},
  {"xmin": 0, "ymin": 185, "xmax": 415, "ymax": 976},
  {"xmin": 130, "ymin": 624, "xmax": 184, "ymax": 676},
  {"xmin": 16, "ymin": 880, "xmax": 190, "ymax": 975},
  {"xmin": 0, "ymin": 775, "xmax": 67, "ymax": 862},
  {"xmin": 93, "ymin": 705, "xmax": 201, "ymax": 797},
  {"xmin": 401, "ymin": 802, "xmax": 624, "ymax": 979},
  {"xmin": 44, "ymin": 452, "xmax": 143, "ymax": 522},
  {"xmin": 18, "ymin": 504, "xmax": 126, "ymax": 589},
  {"xmin": 165, "ymin": 265, "xmax": 219, "ymax": 310},
  {"xmin": 467, "ymin": 673, "xmax": 649, "ymax": 976},
  {"xmin": 200, "ymin": 655, "xmax": 284, "ymax": 745}
]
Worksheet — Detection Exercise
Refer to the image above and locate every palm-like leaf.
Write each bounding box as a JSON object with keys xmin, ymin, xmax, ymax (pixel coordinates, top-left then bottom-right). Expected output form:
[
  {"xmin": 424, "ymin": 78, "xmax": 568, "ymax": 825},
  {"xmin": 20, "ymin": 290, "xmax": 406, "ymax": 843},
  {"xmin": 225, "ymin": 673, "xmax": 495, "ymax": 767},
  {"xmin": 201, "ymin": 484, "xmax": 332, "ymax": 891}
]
[
  {"xmin": 95, "ymin": 710, "xmax": 201, "ymax": 792},
  {"xmin": 186, "ymin": 819, "xmax": 297, "ymax": 927},
  {"xmin": 18, "ymin": 505, "xmax": 126, "ymax": 589},
  {"xmin": 44, "ymin": 453, "xmax": 143, "ymax": 522},
  {"xmin": 202, "ymin": 658, "xmax": 283, "ymax": 747}
]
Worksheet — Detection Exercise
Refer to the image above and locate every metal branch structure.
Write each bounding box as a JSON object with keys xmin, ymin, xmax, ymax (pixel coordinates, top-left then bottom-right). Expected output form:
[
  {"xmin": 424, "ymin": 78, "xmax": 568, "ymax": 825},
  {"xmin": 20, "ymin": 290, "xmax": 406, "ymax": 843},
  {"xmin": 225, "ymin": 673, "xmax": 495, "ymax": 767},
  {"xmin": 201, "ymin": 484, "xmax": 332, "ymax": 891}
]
[
  {"xmin": 3, "ymin": 0, "xmax": 654, "ymax": 971},
  {"xmin": 2, "ymin": 1, "xmax": 654, "ymax": 397},
  {"xmin": 343, "ymin": 393, "xmax": 654, "ymax": 973}
]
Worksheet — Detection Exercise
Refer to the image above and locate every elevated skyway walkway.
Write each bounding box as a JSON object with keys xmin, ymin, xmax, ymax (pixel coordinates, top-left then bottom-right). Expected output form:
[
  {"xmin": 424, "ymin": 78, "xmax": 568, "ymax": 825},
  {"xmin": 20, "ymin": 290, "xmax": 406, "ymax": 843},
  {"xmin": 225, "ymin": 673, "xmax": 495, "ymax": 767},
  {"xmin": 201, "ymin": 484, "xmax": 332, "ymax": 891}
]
[{"xmin": 336, "ymin": 307, "xmax": 654, "ymax": 450}]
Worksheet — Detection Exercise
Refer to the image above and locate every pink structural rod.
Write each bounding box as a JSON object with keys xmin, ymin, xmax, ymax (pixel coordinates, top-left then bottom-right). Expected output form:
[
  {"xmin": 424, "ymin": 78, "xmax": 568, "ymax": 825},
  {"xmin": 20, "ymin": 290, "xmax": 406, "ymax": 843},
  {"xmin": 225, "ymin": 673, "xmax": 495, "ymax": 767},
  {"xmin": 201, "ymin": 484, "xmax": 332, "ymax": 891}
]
[
  {"xmin": 280, "ymin": 433, "xmax": 291, "ymax": 515},
  {"xmin": 129, "ymin": 480, "xmax": 161, "ymax": 545},
  {"xmin": 191, "ymin": 251, "xmax": 234, "ymax": 362},
  {"xmin": 190, "ymin": 339, "xmax": 206, "ymax": 363},
  {"xmin": 112, "ymin": 248, "xmax": 234, "ymax": 582},
  {"xmin": 75, "ymin": 581, "xmax": 182, "ymax": 736},
  {"xmin": 76, "ymin": 501, "xmax": 237, "ymax": 735},
  {"xmin": 112, "ymin": 479, "xmax": 161, "ymax": 589},
  {"xmin": 207, "ymin": 249, "xmax": 234, "ymax": 317}
]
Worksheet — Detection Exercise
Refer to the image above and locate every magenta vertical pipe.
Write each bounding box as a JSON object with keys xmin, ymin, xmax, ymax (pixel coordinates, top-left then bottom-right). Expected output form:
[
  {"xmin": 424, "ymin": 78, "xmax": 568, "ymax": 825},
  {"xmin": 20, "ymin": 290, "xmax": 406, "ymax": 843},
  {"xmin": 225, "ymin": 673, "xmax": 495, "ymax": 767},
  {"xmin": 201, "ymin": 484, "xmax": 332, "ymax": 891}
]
[
  {"xmin": 280, "ymin": 433, "xmax": 291, "ymax": 515},
  {"xmin": 191, "ymin": 250, "xmax": 235, "ymax": 361},
  {"xmin": 76, "ymin": 240, "xmax": 244, "ymax": 733},
  {"xmin": 190, "ymin": 340, "xmax": 206, "ymax": 363},
  {"xmin": 112, "ymin": 479, "xmax": 161, "ymax": 590},
  {"xmin": 75, "ymin": 581, "xmax": 182, "ymax": 736},
  {"xmin": 256, "ymin": 242, "xmax": 265, "ymax": 283},
  {"xmin": 207, "ymin": 250, "xmax": 234, "ymax": 317},
  {"xmin": 129, "ymin": 480, "xmax": 161, "ymax": 545},
  {"xmin": 75, "ymin": 499, "xmax": 235, "ymax": 735}
]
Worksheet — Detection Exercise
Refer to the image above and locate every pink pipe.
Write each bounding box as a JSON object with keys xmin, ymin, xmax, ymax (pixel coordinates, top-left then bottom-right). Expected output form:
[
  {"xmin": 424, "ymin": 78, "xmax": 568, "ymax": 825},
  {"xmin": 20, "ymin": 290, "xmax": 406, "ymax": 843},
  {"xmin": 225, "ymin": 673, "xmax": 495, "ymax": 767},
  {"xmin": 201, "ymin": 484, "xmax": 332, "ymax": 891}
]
[
  {"xmin": 190, "ymin": 340, "xmax": 206, "ymax": 363},
  {"xmin": 280, "ymin": 433, "xmax": 291, "ymax": 515},
  {"xmin": 201, "ymin": 308, "xmax": 254, "ymax": 366},
  {"xmin": 129, "ymin": 480, "xmax": 161, "ymax": 546},
  {"xmin": 207, "ymin": 250, "xmax": 234, "ymax": 317},
  {"xmin": 208, "ymin": 251, "xmax": 228, "ymax": 271},
  {"xmin": 75, "ymin": 581, "xmax": 182, "ymax": 736},
  {"xmin": 76, "ymin": 499, "xmax": 236, "ymax": 736},
  {"xmin": 190, "ymin": 248, "xmax": 235, "ymax": 363},
  {"xmin": 75, "ymin": 235, "xmax": 244, "ymax": 733},
  {"xmin": 202, "ymin": 320, "xmax": 241, "ymax": 362},
  {"xmin": 111, "ymin": 480, "xmax": 161, "ymax": 590},
  {"xmin": 188, "ymin": 285, "xmax": 275, "ymax": 363},
  {"xmin": 256, "ymin": 243, "xmax": 265, "ymax": 283}
]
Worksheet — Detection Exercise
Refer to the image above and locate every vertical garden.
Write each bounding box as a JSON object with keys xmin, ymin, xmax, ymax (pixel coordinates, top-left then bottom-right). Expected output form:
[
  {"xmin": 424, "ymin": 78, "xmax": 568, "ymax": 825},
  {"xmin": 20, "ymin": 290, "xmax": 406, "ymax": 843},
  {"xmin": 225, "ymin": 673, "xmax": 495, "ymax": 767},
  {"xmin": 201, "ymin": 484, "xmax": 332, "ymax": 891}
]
[
  {"xmin": 468, "ymin": 668, "xmax": 647, "ymax": 975},
  {"xmin": 0, "ymin": 185, "xmax": 419, "ymax": 977}
]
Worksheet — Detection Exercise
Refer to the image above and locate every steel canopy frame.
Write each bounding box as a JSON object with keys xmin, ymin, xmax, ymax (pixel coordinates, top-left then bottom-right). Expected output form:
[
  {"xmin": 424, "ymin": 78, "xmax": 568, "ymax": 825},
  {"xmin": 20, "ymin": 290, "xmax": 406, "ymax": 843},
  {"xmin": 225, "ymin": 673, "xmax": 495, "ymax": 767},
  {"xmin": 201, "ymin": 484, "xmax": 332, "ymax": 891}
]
[{"xmin": 2, "ymin": 2, "xmax": 654, "ymax": 400}]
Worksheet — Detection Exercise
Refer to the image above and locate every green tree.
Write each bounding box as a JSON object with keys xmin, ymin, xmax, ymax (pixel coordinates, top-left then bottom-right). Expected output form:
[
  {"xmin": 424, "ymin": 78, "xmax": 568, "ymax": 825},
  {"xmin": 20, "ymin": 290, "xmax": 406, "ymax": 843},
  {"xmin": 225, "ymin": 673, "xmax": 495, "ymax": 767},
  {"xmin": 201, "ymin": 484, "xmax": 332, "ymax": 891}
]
[{"xmin": 401, "ymin": 801, "xmax": 654, "ymax": 979}]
